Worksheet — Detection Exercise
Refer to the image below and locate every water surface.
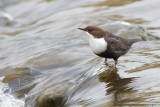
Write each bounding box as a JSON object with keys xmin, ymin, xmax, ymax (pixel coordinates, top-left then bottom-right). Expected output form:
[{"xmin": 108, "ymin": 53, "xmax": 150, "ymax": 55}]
[{"xmin": 0, "ymin": 0, "xmax": 160, "ymax": 106}]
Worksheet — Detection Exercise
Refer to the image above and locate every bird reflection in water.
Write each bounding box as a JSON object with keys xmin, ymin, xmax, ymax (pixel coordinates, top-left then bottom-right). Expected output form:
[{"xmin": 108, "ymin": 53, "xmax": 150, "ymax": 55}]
[{"xmin": 98, "ymin": 67, "xmax": 139, "ymax": 105}]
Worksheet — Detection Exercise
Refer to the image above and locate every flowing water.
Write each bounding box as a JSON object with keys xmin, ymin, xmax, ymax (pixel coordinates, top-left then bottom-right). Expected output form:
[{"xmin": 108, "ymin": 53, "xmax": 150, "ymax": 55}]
[{"xmin": 0, "ymin": 0, "xmax": 160, "ymax": 107}]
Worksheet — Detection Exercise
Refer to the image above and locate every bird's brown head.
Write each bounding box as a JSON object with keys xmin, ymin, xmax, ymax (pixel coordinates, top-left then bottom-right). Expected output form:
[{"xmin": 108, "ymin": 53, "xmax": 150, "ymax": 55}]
[{"xmin": 78, "ymin": 25, "xmax": 106, "ymax": 38}]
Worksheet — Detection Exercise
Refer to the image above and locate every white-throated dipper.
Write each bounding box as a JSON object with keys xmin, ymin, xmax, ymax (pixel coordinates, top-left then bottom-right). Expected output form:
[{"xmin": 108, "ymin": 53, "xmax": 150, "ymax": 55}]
[{"xmin": 78, "ymin": 25, "xmax": 140, "ymax": 67}]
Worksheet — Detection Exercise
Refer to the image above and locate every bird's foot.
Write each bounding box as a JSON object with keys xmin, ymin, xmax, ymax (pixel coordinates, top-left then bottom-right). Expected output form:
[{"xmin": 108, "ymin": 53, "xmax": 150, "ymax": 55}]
[
  {"xmin": 106, "ymin": 64, "xmax": 117, "ymax": 73},
  {"xmin": 104, "ymin": 62, "xmax": 109, "ymax": 66},
  {"xmin": 111, "ymin": 66, "xmax": 117, "ymax": 72}
]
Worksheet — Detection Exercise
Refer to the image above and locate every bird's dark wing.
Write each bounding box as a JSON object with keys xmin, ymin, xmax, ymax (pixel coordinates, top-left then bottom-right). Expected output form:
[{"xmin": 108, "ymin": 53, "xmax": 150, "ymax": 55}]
[
  {"xmin": 107, "ymin": 36, "xmax": 128, "ymax": 49},
  {"xmin": 105, "ymin": 35, "xmax": 130, "ymax": 58}
]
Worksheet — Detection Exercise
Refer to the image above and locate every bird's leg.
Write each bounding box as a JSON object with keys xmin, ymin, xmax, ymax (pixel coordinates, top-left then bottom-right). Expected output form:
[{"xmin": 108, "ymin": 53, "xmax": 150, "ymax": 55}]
[
  {"xmin": 114, "ymin": 60, "xmax": 118, "ymax": 67},
  {"xmin": 105, "ymin": 58, "xmax": 107, "ymax": 63},
  {"xmin": 110, "ymin": 59, "xmax": 118, "ymax": 71}
]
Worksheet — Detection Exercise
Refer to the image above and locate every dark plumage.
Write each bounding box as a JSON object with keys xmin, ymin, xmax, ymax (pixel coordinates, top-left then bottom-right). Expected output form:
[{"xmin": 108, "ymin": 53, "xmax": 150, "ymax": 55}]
[{"xmin": 78, "ymin": 25, "xmax": 141, "ymax": 67}]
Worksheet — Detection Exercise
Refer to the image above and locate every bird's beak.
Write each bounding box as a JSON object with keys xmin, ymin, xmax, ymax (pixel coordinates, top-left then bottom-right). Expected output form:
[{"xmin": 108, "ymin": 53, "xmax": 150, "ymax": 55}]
[{"xmin": 78, "ymin": 28, "xmax": 85, "ymax": 31}]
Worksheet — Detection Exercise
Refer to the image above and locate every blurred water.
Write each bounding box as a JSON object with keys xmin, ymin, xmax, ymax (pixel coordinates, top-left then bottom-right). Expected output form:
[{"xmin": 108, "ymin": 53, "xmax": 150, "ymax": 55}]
[{"xmin": 0, "ymin": 0, "xmax": 160, "ymax": 106}]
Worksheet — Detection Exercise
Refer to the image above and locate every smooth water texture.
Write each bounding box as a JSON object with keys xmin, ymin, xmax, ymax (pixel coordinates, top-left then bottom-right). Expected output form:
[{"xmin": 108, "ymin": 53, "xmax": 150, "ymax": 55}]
[{"xmin": 0, "ymin": 0, "xmax": 160, "ymax": 106}]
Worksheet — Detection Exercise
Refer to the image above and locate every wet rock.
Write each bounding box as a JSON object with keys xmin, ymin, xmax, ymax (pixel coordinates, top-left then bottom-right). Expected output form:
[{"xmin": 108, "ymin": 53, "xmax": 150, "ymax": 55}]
[
  {"xmin": 101, "ymin": 22, "xmax": 160, "ymax": 40},
  {"xmin": 38, "ymin": 85, "xmax": 68, "ymax": 107}
]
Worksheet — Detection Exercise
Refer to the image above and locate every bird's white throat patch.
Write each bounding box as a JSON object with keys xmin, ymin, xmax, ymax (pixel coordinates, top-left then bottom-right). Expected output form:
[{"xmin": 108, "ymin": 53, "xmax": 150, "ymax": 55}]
[{"xmin": 86, "ymin": 32, "xmax": 107, "ymax": 54}]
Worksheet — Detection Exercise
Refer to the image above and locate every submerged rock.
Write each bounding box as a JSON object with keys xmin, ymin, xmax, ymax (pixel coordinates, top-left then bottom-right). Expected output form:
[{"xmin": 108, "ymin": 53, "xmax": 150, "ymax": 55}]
[{"xmin": 38, "ymin": 85, "xmax": 69, "ymax": 107}]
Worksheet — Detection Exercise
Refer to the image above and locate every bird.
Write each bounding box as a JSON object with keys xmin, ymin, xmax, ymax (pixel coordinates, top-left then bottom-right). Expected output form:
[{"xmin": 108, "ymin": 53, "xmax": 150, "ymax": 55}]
[{"xmin": 78, "ymin": 25, "xmax": 141, "ymax": 67}]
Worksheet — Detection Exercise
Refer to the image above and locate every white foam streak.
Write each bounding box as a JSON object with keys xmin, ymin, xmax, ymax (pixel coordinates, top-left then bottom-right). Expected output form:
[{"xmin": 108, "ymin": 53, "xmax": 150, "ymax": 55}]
[{"xmin": 0, "ymin": 77, "xmax": 24, "ymax": 107}]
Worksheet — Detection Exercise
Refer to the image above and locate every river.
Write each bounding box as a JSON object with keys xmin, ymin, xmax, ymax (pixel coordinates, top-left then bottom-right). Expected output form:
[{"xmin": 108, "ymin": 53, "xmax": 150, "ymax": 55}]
[{"xmin": 0, "ymin": 0, "xmax": 160, "ymax": 107}]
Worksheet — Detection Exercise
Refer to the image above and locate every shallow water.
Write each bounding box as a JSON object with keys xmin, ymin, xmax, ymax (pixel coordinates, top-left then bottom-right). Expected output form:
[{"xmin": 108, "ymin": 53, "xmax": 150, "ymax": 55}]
[{"xmin": 0, "ymin": 0, "xmax": 160, "ymax": 106}]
